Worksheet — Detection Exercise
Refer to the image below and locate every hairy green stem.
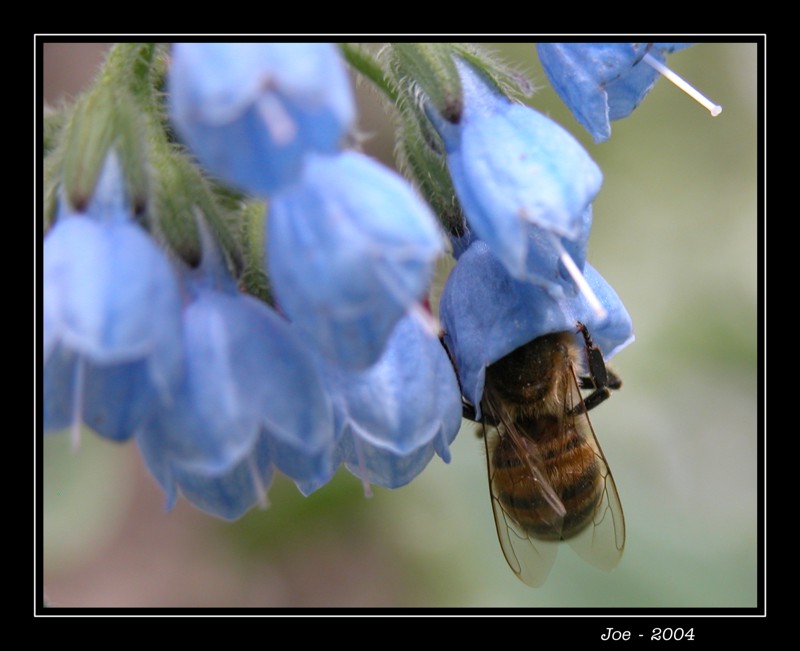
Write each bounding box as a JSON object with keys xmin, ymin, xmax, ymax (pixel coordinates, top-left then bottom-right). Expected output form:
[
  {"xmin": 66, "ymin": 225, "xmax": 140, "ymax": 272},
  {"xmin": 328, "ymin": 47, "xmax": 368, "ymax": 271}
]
[{"xmin": 339, "ymin": 43, "xmax": 400, "ymax": 104}]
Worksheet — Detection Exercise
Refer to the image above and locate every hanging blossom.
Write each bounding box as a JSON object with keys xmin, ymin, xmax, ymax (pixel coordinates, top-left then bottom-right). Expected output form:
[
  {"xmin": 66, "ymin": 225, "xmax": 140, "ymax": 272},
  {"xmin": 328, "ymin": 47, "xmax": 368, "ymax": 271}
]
[
  {"xmin": 297, "ymin": 312, "xmax": 463, "ymax": 497},
  {"xmin": 137, "ymin": 236, "xmax": 337, "ymax": 520},
  {"xmin": 426, "ymin": 56, "xmax": 602, "ymax": 299},
  {"xmin": 168, "ymin": 42, "xmax": 355, "ymax": 195},
  {"xmin": 43, "ymin": 151, "xmax": 184, "ymax": 446},
  {"xmin": 169, "ymin": 42, "xmax": 445, "ymax": 369},
  {"xmin": 439, "ymin": 240, "xmax": 634, "ymax": 418},
  {"xmin": 267, "ymin": 151, "xmax": 443, "ymax": 368},
  {"xmin": 537, "ymin": 43, "xmax": 721, "ymax": 143}
]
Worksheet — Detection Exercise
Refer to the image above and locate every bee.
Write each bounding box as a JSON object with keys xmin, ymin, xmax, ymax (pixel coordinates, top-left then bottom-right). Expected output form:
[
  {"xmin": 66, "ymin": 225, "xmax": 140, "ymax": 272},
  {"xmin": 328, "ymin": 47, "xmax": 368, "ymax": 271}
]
[{"xmin": 466, "ymin": 322, "xmax": 625, "ymax": 587}]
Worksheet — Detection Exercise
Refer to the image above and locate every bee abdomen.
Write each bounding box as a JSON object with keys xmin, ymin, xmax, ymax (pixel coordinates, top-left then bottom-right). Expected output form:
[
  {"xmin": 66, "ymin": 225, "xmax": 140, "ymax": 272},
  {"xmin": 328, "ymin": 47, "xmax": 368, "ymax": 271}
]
[{"xmin": 493, "ymin": 426, "xmax": 603, "ymax": 541}]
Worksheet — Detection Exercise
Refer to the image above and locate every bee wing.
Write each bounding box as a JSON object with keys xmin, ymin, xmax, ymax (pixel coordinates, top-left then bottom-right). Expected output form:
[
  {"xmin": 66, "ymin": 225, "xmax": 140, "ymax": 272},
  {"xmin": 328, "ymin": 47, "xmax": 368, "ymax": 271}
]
[
  {"xmin": 484, "ymin": 408, "xmax": 566, "ymax": 587},
  {"xmin": 565, "ymin": 365, "xmax": 626, "ymax": 571}
]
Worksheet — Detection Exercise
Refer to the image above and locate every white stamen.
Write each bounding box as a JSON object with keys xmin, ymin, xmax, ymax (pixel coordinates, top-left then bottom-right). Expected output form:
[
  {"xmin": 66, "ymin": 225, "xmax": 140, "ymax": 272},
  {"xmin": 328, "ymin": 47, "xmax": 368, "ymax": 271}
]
[
  {"xmin": 258, "ymin": 93, "xmax": 298, "ymax": 144},
  {"xmin": 70, "ymin": 357, "xmax": 85, "ymax": 451},
  {"xmin": 550, "ymin": 235, "xmax": 607, "ymax": 321},
  {"xmin": 643, "ymin": 53, "xmax": 722, "ymax": 117},
  {"xmin": 352, "ymin": 436, "xmax": 373, "ymax": 498},
  {"xmin": 248, "ymin": 455, "xmax": 270, "ymax": 510}
]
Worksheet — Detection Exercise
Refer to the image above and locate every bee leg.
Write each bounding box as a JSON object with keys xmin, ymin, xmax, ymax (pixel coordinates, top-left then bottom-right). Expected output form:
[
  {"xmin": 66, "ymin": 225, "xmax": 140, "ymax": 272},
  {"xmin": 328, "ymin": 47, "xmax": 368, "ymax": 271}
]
[
  {"xmin": 574, "ymin": 322, "xmax": 622, "ymax": 415},
  {"xmin": 462, "ymin": 402, "xmax": 490, "ymax": 441},
  {"xmin": 606, "ymin": 369, "xmax": 622, "ymax": 390},
  {"xmin": 462, "ymin": 400, "xmax": 479, "ymax": 422},
  {"xmin": 462, "ymin": 400, "xmax": 500, "ymax": 427},
  {"xmin": 578, "ymin": 368, "xmax": 622, "ymax": 391},
  {"xmin": 574, "ymin": 386, "xmax": 613, "ymax": 414},
  {"xmin": 576, "ymin": 322, "xmax": 623, "ymax": 393}
]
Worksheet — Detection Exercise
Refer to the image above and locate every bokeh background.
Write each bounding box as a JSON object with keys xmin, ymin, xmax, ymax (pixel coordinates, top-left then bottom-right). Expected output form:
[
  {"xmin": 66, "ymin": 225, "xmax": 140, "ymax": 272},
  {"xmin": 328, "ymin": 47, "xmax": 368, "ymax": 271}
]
[{"xmin": 40, "ymin": 41, "xmax": 760, "ymax": 608}]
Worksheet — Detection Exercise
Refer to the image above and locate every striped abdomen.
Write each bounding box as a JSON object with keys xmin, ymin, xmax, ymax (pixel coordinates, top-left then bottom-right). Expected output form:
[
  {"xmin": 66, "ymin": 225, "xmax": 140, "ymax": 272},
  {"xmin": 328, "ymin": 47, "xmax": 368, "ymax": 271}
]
[{"xmin": 491, "ymin": 414, "xmax": 603, "ymax": 541}]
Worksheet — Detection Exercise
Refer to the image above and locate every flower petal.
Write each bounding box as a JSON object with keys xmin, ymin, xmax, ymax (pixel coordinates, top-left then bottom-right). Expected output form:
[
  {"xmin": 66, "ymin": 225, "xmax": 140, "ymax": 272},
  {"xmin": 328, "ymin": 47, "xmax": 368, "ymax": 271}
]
[
  {"xmin": 138, "ymin": 286, "xmax": 335, "ymax": 480},
  {"xmin": 298, "ymin": 314, "xmax": 462, "ymax": 492},
  {"xmin": 538, "ymin": 42, "xmax": 694, "ymax": 142},
  {"xmin": 268, "ymin": 151, "xmax": 443, "ymax": 368},
  {"xmin": 44, "ymin": 217, "xmax": 183, "ymax": 382},
  {"xmin": 43, "ymin": 344, "xmax": 166, "ymax": 442},
  {"xmin": 140, "ymin": 430, "xmax": 274, "ymax": 520}
]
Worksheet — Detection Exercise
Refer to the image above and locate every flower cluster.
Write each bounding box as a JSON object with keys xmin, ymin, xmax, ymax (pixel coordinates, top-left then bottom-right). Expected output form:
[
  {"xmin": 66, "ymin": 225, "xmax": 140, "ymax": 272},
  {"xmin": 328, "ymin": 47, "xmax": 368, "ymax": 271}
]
[
  {"xmin": 416, "ymin": 50, "xmax": 633, "ymax": 406},
  {"xmin": 43, "ymin": 42, "xmax": 713, "ymax": 520},
  {"xmin": 44, "ymin": 43, "xmax": 461, "ymax": 519},
  {"xmin": 170, "ymin": 43, "xmax": 444, "ymax": 369}
]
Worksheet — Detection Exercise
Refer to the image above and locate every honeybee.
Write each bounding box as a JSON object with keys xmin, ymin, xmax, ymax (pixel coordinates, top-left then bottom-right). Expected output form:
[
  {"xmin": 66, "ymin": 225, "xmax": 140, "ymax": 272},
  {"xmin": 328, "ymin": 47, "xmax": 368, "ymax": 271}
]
[{"xmin": 467, "ymin": 322, "xmax": 625, "ymax": 587}]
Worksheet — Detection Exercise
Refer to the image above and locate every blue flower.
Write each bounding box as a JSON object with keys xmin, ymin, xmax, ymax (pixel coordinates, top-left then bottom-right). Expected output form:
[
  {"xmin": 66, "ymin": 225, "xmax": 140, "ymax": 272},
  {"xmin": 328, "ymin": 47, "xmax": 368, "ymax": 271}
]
[
  {"xmin": 537, "ymin": 42, "xmax": 693, "ymax": 143},
  {"xmin": 168, "ymin": 42, "xmax": 355, "ymax": 196},
  {"xmin": 137, "ymin": 248, "xmax": 336, "ymax": 519},
  {"xmin": 428, "ymin": 58, "xmax": 602, "ymax": 290},
  {"xmin": 43, "ymin": 152, "xmax": 184, "ymax": 443},
  {"xmin": 296, "ymin": 313, "xmax": 463, "ymax": 496},
  {"xmin": 267, "ymin": 151, "xmax": 444, "ymax": 369},
  {"xmin": 439, "ymin": 240, "xmax": 633, "ymax": 417}
]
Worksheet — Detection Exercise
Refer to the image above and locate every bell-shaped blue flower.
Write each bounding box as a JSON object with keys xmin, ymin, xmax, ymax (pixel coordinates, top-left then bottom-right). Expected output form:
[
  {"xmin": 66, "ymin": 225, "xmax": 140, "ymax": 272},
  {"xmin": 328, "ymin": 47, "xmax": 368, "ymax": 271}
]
[
  {"xmin": 43, "ymin": 152, "xmax": 184, "ymax": 443},
  {"xmin": 537, "ymin": 43, "xmax": 693, "ymax": 143},
  {"xmin": 428, "ymin": 57, "xmax": 602, "ymax": 288},
  {"xmin": 439, "ymin": 240, "xmax": 633, "ymax": 417},
  {"xmin": 168, "ymin": 42, "xmax": 356, "ymax": 196},
  {"xmin": 137, "ymin": 243, "xmax": 336, "ymax": 519},
  {"xmin": 267, "ymin": 151, "xmax": 444, "ymax": 369},
  {"xmin": 296, "ymin": 313, "xmax": 463, "ymax": 496}
]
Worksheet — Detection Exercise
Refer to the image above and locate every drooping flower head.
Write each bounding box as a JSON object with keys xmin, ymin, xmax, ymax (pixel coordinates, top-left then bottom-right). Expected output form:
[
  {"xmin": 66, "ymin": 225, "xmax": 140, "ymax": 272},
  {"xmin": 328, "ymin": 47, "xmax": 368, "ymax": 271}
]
[
  {"xmin": 168, "ymin": 43, "xmax": 356, "ymax": 196},
  {"xmin": 43, "ymin": 151, "xmax": 184, "ymax": 444},
  {"xmin": 537, "ymin": 43, "xmax": 694, "ymax": 142},
  {"xmin": 426, "ymin": 57, "xmax": 602, "ymax": 294},
  {"xmin": 267, "ymin": 151, "xmax": 444, "ymax": 369}
]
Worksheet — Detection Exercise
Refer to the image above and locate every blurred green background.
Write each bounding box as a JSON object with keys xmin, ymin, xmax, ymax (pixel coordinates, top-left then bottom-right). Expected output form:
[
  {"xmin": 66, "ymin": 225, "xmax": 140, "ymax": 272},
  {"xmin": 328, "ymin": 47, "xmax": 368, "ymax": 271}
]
[{"xmin": 41, "ymin": 41, "xmax": 760, "ymax": 608}]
